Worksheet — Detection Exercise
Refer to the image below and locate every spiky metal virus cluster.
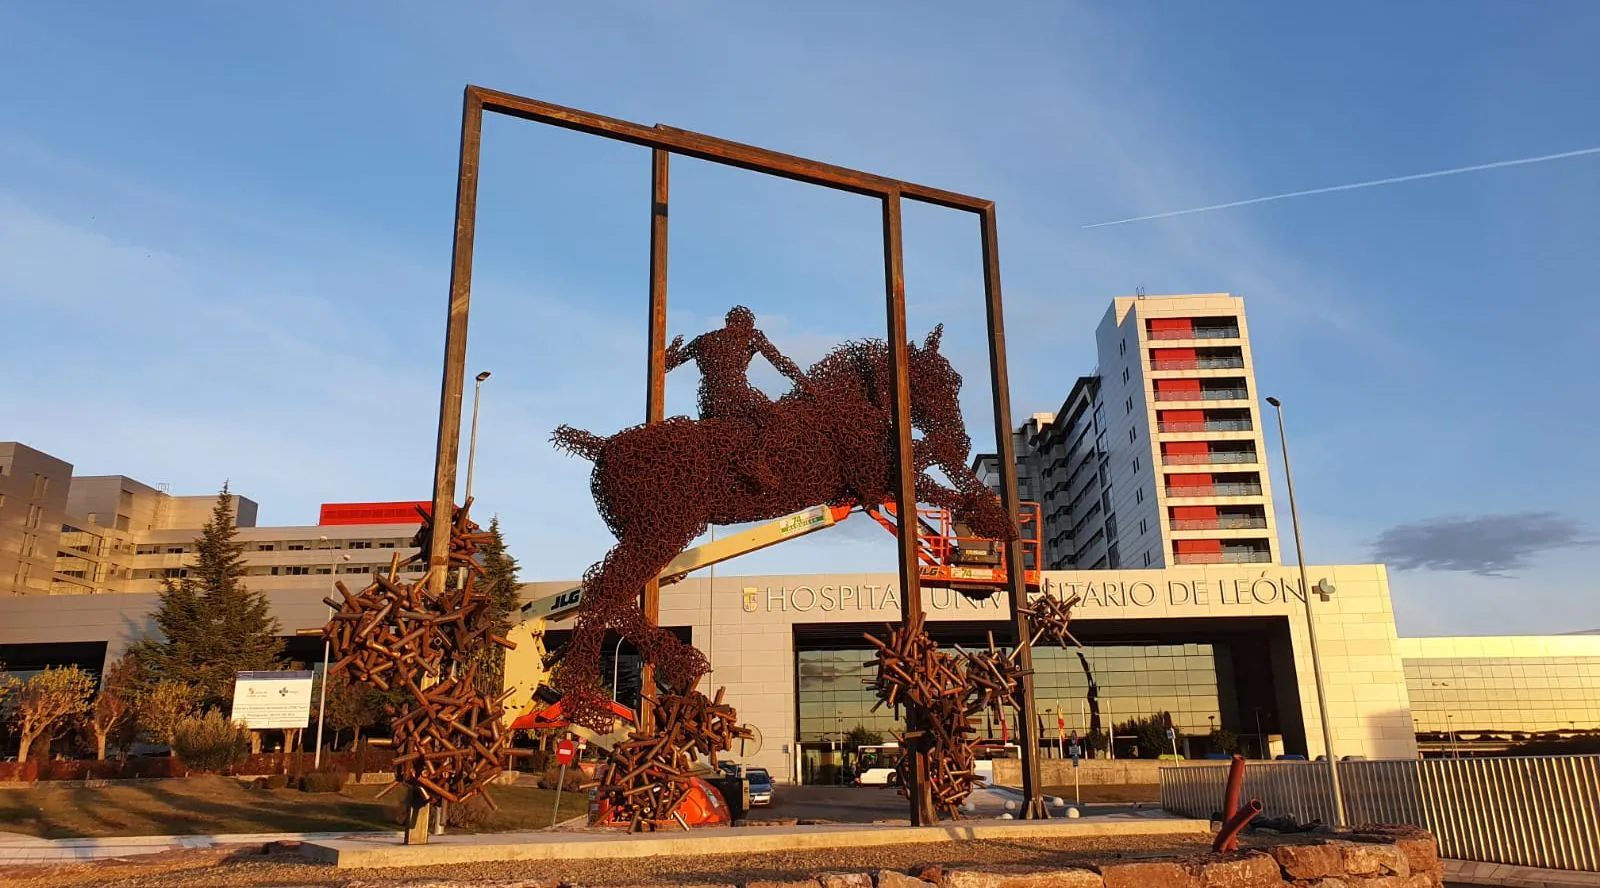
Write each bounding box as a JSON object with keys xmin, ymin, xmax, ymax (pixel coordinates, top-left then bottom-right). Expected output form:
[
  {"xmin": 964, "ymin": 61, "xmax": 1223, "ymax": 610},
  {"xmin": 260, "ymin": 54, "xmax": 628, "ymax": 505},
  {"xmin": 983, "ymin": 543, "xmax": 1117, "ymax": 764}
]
[
  {"xmin": 865, "ymin": 610, "xmax": 1031, "ymax": 818},
  {"xmin": 322, "ymin": 501, "xmax": 525, "ymax": 808},
  {"xmin": 592, "ymin": 688, "xmax": 752, "ymax": 832}
]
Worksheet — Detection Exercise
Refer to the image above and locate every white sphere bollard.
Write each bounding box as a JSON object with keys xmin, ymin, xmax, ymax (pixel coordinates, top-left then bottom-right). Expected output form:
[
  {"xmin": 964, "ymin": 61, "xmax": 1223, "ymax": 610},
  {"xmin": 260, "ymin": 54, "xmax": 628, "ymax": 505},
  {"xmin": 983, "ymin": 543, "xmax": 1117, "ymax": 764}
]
[
  {"xmin": 999, "ymin": 812, "xmax": 1014, "ymax": 820},
  {"xmin": 1050, "ymin": 796, "xmax": 1066, "ymax": 807},
  {"xmin": 1004, "ymin": 800, "xmax": 1017, "ymax": 812},
  {"xmin": 1065, "ymin": 806, "xmax": 1081, "ymax": 819}
]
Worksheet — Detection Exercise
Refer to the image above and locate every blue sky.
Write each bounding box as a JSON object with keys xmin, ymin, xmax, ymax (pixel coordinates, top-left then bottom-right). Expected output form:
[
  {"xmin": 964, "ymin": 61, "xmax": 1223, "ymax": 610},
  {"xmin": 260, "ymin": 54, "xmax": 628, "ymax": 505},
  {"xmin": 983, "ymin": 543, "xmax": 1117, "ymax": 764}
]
[{"xmin": 3, "ymin": 2, "xmax": 1597, "ymax": 635}]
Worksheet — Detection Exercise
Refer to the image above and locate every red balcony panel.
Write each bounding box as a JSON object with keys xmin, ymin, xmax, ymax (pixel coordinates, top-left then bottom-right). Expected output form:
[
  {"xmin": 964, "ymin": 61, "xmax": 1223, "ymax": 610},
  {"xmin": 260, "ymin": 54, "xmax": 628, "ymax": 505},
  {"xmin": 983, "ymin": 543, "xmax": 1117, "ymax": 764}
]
[
  {"xmin": 1151, "ymin": 347, "xmax": 1197, "ymax": 364},
  {"xmin": 1174, "ymin": 538, "xmax": 1223, "ymax": 555},
  {"xmin": 1172, "ymin": 506, "xmax": 1218, "ymax": 521},
  {"xmin": 1154, "ymin": 378, "xmax": 1203, "ymax": 398},
  {"xmin": 1164, "ymin": 441, "xmax": 1210, "ymax": 457},
  {"xmin": 1148, "ymin": 318, "xmax": 1194, "ymax": 336},
  {"xmin": 1167, "ymin": 473, "xmax": 1214, "ymax": 488}
]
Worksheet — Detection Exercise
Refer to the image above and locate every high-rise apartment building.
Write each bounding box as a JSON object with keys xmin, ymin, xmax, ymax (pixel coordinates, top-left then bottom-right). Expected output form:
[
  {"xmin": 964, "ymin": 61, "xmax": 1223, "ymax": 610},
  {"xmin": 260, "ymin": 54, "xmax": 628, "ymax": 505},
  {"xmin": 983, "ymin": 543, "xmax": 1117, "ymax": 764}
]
[{"xmin": 982, "ymin": 294, "xmax": 1279, "ymax": 570}]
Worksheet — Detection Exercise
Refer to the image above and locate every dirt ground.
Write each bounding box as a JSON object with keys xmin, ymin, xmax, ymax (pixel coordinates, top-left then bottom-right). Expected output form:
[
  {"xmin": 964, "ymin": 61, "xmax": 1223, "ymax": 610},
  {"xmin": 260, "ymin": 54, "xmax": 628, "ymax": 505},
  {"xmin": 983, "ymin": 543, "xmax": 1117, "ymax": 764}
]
[{"xmin": 3, "ymin": 833, "xmax": 1227, "ymax": 888}]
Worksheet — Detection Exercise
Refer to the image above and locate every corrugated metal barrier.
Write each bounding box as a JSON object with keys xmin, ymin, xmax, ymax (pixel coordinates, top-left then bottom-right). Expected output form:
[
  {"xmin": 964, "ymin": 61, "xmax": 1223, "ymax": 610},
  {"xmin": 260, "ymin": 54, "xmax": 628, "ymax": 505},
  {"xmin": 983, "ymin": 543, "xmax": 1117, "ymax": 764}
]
[{"xmin": 1160, "ymin": 755, "xmax": 1600, "ymax": 872}]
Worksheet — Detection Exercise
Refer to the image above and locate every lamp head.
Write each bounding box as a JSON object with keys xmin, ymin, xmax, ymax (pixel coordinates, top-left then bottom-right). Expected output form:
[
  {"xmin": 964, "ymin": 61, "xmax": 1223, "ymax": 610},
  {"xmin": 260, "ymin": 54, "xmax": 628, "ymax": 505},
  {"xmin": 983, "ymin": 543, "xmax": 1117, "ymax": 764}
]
[
  {"xmin": 476, "ymin": 371, "xmax": 492, "ymax": 383},
  {"xmin": 1265, "ymin": 396, "xmax": 1281, "ymax": 408}
]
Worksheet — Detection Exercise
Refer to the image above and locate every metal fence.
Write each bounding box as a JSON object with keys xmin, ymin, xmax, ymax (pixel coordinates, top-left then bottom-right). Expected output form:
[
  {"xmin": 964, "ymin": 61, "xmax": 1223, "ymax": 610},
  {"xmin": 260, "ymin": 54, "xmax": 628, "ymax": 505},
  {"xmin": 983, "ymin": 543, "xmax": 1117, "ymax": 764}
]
[{"xmin": 1160, "ymin": 756, "xmax": 1600, "ymax": 872}]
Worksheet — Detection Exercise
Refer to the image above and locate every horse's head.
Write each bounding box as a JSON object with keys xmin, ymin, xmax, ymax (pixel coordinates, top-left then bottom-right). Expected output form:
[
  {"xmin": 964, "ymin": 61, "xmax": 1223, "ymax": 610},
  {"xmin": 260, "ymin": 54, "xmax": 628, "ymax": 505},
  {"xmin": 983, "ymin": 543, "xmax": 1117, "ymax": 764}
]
[{"xmin": 909, "ymin": 324, "xmax": 1017, "ymax": 542}]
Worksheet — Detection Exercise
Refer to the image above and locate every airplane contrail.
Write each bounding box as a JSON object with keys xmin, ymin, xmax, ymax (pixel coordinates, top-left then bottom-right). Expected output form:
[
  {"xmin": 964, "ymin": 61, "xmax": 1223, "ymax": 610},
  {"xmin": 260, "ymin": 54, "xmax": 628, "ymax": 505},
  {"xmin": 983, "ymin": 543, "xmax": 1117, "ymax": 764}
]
[{"xmin": 1082, "ymin": 146, "xmax": 1600, "ymax": 229}]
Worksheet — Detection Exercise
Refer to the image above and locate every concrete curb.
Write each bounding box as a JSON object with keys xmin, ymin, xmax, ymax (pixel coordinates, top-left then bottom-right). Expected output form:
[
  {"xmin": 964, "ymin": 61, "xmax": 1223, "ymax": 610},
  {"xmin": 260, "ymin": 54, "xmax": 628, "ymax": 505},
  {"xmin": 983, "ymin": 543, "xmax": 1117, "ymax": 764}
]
[
  {"xmin": 1444, "ymin": 859, "xmax": 1600, "ymax": 888},
  {"xmin": 300, "ymin": 817, "xmax": 1210, "ymax": 869}
]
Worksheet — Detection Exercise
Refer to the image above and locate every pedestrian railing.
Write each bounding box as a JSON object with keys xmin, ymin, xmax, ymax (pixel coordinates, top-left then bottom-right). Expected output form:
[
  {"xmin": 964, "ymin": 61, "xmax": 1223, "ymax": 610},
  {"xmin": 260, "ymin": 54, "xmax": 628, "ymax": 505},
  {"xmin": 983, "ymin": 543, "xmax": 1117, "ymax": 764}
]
[{"xmin": 1160, "ymin": 756, "xmax": 1600, "ymax": 872}]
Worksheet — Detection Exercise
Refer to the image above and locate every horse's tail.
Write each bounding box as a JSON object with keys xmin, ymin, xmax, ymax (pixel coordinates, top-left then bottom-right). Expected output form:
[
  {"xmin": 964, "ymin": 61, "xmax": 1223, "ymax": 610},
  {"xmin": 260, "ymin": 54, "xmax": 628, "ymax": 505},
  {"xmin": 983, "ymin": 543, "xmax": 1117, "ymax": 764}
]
[{"xmin": 551, "ymin": 425, "xmax": 607, "ymax": 461}]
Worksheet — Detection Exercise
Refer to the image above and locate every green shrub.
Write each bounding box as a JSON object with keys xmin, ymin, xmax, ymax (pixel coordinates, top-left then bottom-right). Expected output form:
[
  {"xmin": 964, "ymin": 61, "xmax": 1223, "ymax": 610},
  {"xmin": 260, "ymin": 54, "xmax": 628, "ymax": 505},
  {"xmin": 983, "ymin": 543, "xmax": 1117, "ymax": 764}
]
[
  {"xmin": 445, "ymin": 795, "xmax": 494, "ymax": 828},
  {"xmin": 264, "ymin": 773, "xmax": 291, "ymax": 790},
  {"xmin": 542, "ymin": 765, "xmax": 585, "ymax": 792},
  {"xmin": 170, "ymin": 708, "xmax": 250, "ymax": 773},
  {"xmin": 298, "ymin": 771, "xmax": 346, "ymax": 793}
]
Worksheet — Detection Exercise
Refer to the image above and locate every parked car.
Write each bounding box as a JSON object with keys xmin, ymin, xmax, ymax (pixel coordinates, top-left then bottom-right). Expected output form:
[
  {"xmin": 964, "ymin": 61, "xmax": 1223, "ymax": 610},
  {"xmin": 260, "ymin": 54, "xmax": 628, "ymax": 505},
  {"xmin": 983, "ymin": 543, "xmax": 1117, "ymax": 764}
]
[{"xmin": 746, "ymin": 767, "xmax": 774, "ymax": 807}]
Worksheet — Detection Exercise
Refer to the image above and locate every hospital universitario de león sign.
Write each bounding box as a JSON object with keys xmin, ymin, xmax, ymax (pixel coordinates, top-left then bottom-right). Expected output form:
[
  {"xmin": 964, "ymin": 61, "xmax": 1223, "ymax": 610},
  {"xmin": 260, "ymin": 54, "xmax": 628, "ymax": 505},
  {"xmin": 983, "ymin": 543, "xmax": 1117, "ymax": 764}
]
[{"xmin": 740, "ymin": 573, "xmax": 1315, "ymax": 615}]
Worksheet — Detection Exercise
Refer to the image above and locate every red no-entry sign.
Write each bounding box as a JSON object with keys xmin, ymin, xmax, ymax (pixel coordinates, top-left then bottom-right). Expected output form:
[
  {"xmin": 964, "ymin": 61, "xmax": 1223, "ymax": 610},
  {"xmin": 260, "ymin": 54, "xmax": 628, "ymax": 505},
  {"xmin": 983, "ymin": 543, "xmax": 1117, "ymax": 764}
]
[{"xmin": 556, "ymin": 739, "xmax": 578, "ymax": 766}]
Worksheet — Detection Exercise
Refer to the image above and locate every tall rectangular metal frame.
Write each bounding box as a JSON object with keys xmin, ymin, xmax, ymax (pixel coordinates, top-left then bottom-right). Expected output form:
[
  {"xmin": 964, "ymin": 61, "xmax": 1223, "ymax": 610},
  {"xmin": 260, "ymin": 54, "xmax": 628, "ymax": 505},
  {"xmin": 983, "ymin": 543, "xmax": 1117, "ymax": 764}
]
[{"xmin": 426, "ymin": 84, "xmax": 1046, "ymax": 824}]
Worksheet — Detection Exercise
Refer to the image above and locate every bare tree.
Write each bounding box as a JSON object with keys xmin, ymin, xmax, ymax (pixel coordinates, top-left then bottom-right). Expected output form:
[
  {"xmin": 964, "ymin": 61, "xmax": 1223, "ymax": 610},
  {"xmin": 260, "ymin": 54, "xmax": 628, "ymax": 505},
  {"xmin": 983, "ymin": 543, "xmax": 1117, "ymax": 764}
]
[
  {"xmin": 89, "ymin": 655, "xmax": 140, "ymax": 761},
  {"xmin": 138, "ymin": 679, "xmax": 197, "ymax": 747},
  {"xmin": 6, "ymin": 666, "xmax": 97, "ymax": 763}
]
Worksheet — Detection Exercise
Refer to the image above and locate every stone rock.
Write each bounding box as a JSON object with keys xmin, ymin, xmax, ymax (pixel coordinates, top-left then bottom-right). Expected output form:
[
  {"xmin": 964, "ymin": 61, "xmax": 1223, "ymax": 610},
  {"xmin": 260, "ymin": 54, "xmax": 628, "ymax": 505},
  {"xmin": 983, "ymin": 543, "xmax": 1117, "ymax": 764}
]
[
  {"xmin": 1390, "ymin": 837, "xmax": 1442, "ymax": 881},
  {"xmin": 1338, "ymin": 877, "xmax": 1432, "ymax": 888},
  {"xmin": 1098, "ymin": 859, "xmax": 1195, "ymax": 888},
  {"xmin": 1196, "ymin": 852, "xmax": 1284, "ymax": 888},
  {"xmin": 820, "ymin": 874, "xmax": 874, "ymax": 888},
  {"xmin": 943, "ymin": 868, "xmax": 1105, "ymax": 888},
  {"xmin": 1269, "ymin": 843, "xmax": 1344, "ymax": 880},
  {"xmin": 1337, "ymin": 842, "xmax": 1408, "ymax": 878},
  {"xmin": 914, "ymin": 865, "xmax": 945, "ymax": 884},
  {"xmin": 880, "ymin": 871, "xmax": 930, "ymax": 888}
]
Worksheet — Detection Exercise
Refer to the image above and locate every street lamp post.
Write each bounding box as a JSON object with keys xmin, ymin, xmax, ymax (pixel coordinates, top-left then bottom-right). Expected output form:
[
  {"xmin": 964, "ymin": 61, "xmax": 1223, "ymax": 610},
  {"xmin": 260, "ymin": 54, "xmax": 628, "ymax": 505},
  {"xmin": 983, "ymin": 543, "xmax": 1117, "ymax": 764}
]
[
  {"xmin": 457, "ymin": 371, "xmax": 491, "ymax": 593},
  {"xmin": 314, "ymin": 538, "xmax": 351, "ymax": 769},
  {"xmin": 1266, "ymin": 396, "xmax": 1346, "ymax": 826},
  {"xmin": 1430, "ymin": 682, "xmax": 1458, "ymax": 759},
  {"xmin": 611, "ymin": 635, "xmax": 627, "ymax": 701}
]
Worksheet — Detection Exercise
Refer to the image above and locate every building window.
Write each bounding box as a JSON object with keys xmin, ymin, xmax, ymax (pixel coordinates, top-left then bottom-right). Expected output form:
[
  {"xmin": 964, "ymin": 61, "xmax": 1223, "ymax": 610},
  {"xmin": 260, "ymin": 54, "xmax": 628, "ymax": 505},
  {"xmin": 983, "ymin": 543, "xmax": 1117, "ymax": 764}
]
[
  {"xmin": 115, "ymin": 514, "xmax": 130, "ymax": 531},
  {"xmin": 31, "ymin": 474, "xmax": 48, "ymax": 499},
  {"xmin": 1122, "ymin": 367, "xmax": 1130, "ymax": 384},
  {"xmin": 1135, "ymin": 488, "xmax": 1145, "ymax": 504},
  {"xmin": 162, "ymin": 567, "xmax": 184, "ymax": 578},
  {"xmin": 26, "ymin": 504, "xmax": 42, "ymax": 528},
  {"xmin": 1139, "ymin": 519, "xmax": 1148, "ymax": 535},
  {"xmin": 1133, "ymin": 456, "xmax": 1141, "ymax": 473},
  {"xmin": 1128, "ymin": 427, "xmax": 1137, "ymax": 443},
  {"xmin": 1120, "ymin": 338, "xmax": 1127, "ymax": 356},
  {"xmin": 85, "ymin": 512, "xmax": 97, "ymax": 525},
  {"xmin": 348, "ymin": 541, "xmax": 372, "ymax": 549},
  {"xmin": 284, "ymin": 566, "xmax": 310, "ymax": 576},
  {"xmin": 166, "ymin": 547, "xmax": 184, "ymax": 554},
  {"xmin": 287, "ymin": 544, "xmax": 307, "ymax": 551},
  {"xmin": 257, "ymin": 544, "xmax": 275, "ymax": 552},
  {"xmin": 378, "ymin": 542, "xmax": 396, "ymax": 549},
  {"xmin": 1142, "ymin": 550, "xmax": 1152, "ymax": 567},
  {"xmin": 314, "ymin": 567, "xmax": 332, "ymax": 575},
  {"xmin": 1125, "ymin": 396, "xmax": 1133, "ymax": 414}
]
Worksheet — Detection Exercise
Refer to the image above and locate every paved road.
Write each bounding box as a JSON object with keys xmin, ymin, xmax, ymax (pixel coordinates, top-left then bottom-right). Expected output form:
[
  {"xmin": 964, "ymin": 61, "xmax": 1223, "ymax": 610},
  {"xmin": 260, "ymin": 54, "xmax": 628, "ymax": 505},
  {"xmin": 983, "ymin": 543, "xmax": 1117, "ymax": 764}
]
[{"xmin": 755, "ymin": 784, "xmax": 1152, "ymax": 823}]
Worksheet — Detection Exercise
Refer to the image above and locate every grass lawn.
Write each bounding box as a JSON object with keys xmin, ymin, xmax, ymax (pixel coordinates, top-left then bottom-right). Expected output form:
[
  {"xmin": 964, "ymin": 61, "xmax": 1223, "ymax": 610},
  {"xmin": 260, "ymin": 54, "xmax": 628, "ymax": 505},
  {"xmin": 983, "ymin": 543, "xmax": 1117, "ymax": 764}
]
[
  {"xmin": 1039, "ymin": 783, "xmax": 1161, "ymax": 804},
  {"xmin": 0, "ymin": 775, "xmax": 590, "ymax": 840}
]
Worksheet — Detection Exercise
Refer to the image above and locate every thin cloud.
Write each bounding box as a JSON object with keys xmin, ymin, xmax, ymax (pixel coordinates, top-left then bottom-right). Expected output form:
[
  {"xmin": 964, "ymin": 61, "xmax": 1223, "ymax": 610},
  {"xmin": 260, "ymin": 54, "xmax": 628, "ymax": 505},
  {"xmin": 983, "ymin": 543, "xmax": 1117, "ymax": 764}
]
[
  {"xmin": 1083, "ymin": 147, "xmax": 1600, "ymax": 228},
  {"xmin": 1373, "ymin": 512, "xmax": 1598, "ymax": 577}
]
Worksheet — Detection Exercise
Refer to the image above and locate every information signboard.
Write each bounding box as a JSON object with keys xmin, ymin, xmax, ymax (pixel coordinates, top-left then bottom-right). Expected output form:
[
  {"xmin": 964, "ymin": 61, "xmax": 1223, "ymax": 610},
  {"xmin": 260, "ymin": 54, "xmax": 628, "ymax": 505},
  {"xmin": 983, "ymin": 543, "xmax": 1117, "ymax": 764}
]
[{"xmin": 230, "ymin": 670, "xmax": 315, "ymax": 729}]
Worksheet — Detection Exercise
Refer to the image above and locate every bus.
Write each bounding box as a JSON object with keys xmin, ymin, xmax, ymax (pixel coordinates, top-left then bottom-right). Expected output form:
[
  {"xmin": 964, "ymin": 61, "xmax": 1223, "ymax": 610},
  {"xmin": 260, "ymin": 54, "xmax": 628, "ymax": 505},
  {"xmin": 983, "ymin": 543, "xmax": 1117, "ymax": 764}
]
[{"xmin": 853, "ymin": 743, "xmax": 902, "ymax": 786}]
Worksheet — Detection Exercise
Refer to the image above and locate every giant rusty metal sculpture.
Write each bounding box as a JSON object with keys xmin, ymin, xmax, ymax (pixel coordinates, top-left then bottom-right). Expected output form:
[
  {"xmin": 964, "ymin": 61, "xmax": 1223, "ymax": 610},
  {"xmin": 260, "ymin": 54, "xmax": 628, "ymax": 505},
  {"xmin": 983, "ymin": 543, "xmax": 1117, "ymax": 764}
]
[
  {"xmin": 425, "ymin": 88, "xmax": 1046, "ymax": 829},
  {"xmin": 551, "ymin": 317, "xmax": 1013, "ymax": 731},
  {"xmin": 322, "ymin": 501, "xmax": 526, "ymax": 813}
]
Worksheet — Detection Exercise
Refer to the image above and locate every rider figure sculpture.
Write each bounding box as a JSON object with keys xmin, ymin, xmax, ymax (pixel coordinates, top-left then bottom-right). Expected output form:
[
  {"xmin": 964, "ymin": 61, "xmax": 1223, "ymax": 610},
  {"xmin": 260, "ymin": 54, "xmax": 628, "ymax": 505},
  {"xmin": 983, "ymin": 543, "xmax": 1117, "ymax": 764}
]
[{"xmin": 666, "ymin": 305, "xmax": 807, "ymax": 492}]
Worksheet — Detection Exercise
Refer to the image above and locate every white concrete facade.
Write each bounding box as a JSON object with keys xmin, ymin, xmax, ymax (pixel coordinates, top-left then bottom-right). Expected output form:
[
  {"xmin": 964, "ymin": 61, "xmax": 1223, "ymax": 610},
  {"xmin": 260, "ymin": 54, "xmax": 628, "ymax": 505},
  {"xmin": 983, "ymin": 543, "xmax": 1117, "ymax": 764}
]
[{"xmin": 523, "ymin": 561, "xmax": 1416, "ymax": 781}]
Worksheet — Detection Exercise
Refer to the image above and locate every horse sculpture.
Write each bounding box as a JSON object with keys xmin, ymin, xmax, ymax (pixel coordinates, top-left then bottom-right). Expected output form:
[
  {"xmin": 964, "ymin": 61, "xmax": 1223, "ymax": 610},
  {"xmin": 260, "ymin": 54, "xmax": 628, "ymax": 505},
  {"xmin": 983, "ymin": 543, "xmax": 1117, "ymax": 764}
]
[{"xmin": 551, "ymin": 325, "xmax": 1015, "ymax": 729}]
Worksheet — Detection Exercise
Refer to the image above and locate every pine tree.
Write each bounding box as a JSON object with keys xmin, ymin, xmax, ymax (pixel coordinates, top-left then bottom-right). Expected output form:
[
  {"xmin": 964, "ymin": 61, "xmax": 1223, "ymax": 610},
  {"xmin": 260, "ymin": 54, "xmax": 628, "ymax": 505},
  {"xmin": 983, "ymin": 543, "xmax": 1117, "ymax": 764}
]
[
  {"xmin": 132, "ymin": 484, "xmax": 283, "ymax": 712},
  {"xmin": 472, "ymin": 516, "xmax": 523, "ymax": 694}
]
